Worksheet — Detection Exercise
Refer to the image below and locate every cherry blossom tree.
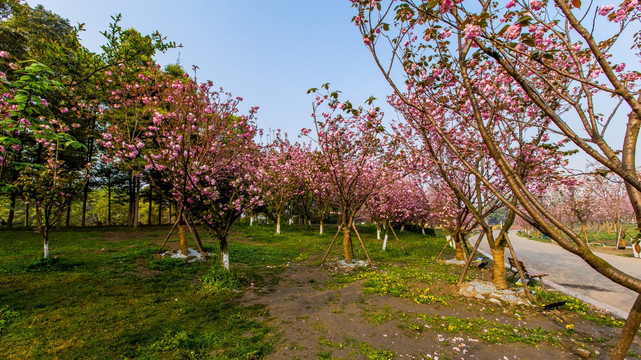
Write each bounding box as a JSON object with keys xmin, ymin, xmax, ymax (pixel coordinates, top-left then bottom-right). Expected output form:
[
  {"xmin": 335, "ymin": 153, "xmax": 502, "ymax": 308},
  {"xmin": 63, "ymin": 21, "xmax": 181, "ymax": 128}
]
[
  {"xmin": 255, "ymin": 133, "xmax": 306, "ymax": 234},
  {"xmin": 302, "ymin": 85, "xmax": 400, "ymax": 263},
  {"xmin": 143, "ymin": 76, "xmax": 261, "ymax": 270},
  {"xmin": 354, "ymin": 0, "xmax": 641, "ymax": 356},
  {"xmin": 300, "ymin": 149, "xmax": 335, "ymax": 235},
  {"xmin": 590, "ymin": 171, "xmax": 635, "ymax": 232},
  {"xmin": 366, "ymin": 175, "xmax": 428, "ymax": 250}
]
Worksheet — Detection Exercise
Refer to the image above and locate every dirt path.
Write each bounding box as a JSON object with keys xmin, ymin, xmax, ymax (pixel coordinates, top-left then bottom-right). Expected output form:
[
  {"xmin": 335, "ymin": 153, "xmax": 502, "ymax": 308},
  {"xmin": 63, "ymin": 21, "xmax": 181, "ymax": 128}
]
[{"xmin": 240, "ymin": 262, "xmax": 600, "ymax": 360}]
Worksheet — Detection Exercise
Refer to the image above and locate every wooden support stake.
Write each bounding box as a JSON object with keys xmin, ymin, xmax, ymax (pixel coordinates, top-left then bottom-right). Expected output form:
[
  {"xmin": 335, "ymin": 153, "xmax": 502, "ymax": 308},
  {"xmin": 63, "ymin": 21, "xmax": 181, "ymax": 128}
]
[
  {"xmin": 436, "ymin": 234, "xmax": 453, "ymax": 260},
  {"xmin": 352, "ymin": 223, "xmax": 373, "ymax": 266},
  {"xmin": 388, "ymin": 222, "xmax": 407, "ymax": 254},
  {"xmin": 504, "ymin": 234, "xmax": 534, "ymax": 301},
  {"xmin": 158, "ymin": 216, "xmax": 181, "ymax": 253},
  {"xmin": 458, "ymin": 232, "xmax": 485, "ymax": 285},
  {"xmin": 184, "ymin": 213, "xmax": 207, "ymax": 258},
  {"xmin": 320, "ymin": 224, "xmax": 343, "ymax": 265}
]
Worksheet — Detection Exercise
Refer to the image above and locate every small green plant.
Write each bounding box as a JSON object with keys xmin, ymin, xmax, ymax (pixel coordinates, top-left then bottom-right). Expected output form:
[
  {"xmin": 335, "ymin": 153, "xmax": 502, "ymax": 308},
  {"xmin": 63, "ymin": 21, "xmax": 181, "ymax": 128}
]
[
  {"xmin": 356, "ymin": 341, "xmax": 395, "ymax": 359},
  {"xmin": 368, "ymin": 312, "xmax": 392, "ymax": 324},
  {"xmin": 0, "ymin": 305, "xmax": 19, "ymax": 334},
  {"xmin": 355, "ymin": 268, "xmax": 449, "ymax": 305}
]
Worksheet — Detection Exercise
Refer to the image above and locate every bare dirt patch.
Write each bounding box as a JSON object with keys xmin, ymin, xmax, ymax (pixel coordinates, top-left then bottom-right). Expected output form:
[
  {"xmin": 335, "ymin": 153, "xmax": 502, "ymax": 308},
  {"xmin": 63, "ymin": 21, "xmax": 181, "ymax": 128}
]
[{"xmin": 239, "ymin": 262, "xmax": 636, "ymax": 359}]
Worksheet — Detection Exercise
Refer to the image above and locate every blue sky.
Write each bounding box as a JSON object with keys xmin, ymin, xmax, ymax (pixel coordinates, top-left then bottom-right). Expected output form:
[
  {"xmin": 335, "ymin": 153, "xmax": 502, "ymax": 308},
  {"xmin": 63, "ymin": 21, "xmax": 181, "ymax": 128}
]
[
  {"xmin": 30, "ymin": 0, "xmax": 397, "ymax": 141},
  {"xmin": 27, "ymin": 1, "xmax": 638, "ymax": 171}
]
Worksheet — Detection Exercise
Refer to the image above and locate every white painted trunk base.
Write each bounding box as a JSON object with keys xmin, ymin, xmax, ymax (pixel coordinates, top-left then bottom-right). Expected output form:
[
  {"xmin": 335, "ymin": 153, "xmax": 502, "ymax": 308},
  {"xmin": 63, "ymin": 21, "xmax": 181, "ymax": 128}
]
[
  {"xmin": 222, "ymin": 251, "xmax": 230, "ymax": 270},
  {"xmin": 377, "ymin": 229, "xmax": 381, "ymax": 240},
  {"xmin": 382, "ymin": 235, "xmax": 388, "ymax": 251},
  {"xmin": 43, "ymin": 241, "xmax": 49, "ymax": 259}
]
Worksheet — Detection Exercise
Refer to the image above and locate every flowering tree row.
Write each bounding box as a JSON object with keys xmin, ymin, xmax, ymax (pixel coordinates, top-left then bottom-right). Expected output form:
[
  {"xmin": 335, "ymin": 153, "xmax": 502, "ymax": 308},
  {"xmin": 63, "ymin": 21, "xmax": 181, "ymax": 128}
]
[{"xmin": 353, "ymin": 0, "xmax": 641, "ymax": 356}]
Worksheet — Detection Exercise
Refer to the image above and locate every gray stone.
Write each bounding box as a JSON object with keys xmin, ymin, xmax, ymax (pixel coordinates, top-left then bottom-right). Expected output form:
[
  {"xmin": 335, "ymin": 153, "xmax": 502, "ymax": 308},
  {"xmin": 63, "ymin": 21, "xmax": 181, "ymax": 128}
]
[
  {"xmin": 458, "ymin": 280, "xmax": 532, "ymax": 305},
  {"xmin": 444, "ymin": 259, "xmax": 466, "ymax": 265},
  {"xmin": 574, "ymin": 348, "xmax": 591, "ymax": 358}
]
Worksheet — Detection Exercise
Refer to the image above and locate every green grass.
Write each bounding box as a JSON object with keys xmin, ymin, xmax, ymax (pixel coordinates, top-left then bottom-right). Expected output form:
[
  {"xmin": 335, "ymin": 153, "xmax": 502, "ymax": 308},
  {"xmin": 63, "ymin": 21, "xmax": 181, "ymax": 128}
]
[
  {"xmin": 0, "ymin": 222, "xmax": 450, "ymax": 359},
  {"xmin": 0, "ymin": 226, "xmax": 276, "ymax": 359},
  {"xmin": 0, "ymin": 222, "xmax": 627, "ymax": 358},
  {"xmin": 534, "ymin": 288, "xmax": 626, "ymax": 328}
]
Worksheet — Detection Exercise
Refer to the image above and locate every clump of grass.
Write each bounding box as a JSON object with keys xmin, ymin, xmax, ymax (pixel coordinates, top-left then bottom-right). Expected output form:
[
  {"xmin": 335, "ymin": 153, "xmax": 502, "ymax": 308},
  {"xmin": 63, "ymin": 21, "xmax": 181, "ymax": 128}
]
[
  {"xmin": 348, "ymin": 267, "xmax": 449, "ymax": 305},
  {"xmin": 392, "ymin": 312, "xmax": 559, "ymax": 346},
  {"xmin": 535, "ymin": 289, "xmax": 625, "ymax": 328},
  {"xmin": 355, "ymin": 340, "xmax": 395, "ymax": 359},
  {"xmin": 201, "ymin": 265, "xmax": 241, "ymax": 293},
  {"xmin": 0, "ymin": 305, "xmax": 19, "ymax": 334},
  {"xmin": 318, "ymin": 336, "xmax": 395, "ymax": 359},
  {"xmin": 1, "ymin": 256, "xmax": 78, "ymax": 274},
  {"xmin": 149, "ymin": 257, "xmax": 186, "ymax": 271},
  {"xmin": 136, "ymin": 330, "xmax": 196, "ymax": 359}
]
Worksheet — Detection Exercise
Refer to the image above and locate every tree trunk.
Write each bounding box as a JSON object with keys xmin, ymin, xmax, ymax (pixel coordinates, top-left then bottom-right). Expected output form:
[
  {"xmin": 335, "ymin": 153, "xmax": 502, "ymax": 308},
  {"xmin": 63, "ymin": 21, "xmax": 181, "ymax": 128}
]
[
  {"xmin": 220, "ymin": 236, "xmax": 230, "ymax": 270},
  {"xmin": 107, "ymin": 174, "xmax": 112, "ymax": 226},
  {"xmin": 65, "ymin": 201, "xmax": 72, "ymax": 227},
  {"xmin": 55, "ymin": 204, "xmax": 63, "ymax": 230},
  {"xmin": 383, "ymin": 233, "xmax": 389, "ymax": 250},
  {"xmin": 24, "ymin": 202, "xmax": 29, "ymax": 227},
  {"xmin": 611, "ymin": 293, "xmax": 641, "ymax": 360},
  {"xmin": 128, "ymin": 176, "xmax": 134, "ymax": 227},
  {"xmin": 622, "ymin": 107, "xmax": 641, "ymax": 235},
  {"xmin": 43, "ymin": 229, "xmax": 49, "ymax": 259},
  {"xmin": 37, "ymin": 208, "xmax": 49, "ymax": 259},
  {"xmin": 376, "ymin": 223, "xmax": 381, "ymax": 240},
  {"xmin": 147, "ymin": 185, "xmax": 153, "ymax": 226},
  {"xmin": 342, "ymin": 217, "xmax": 353, "ymax": 262},
  {"xmin": 7, "ymin": 191, "xmax": 16, "ymax": 228},
  {"xmin": 81, "ymin": 136, "xmax": 94, "ymax": 228},
  {"xmin": 133, "ymin": 177, "xmax": 140, "ymax": 228},
  {"xmin": 81, "ymin": 181, "xmax": 89, "ymax": 227},
  {"xmin": 319, "ymin": 219, "xmax": 323, "ymax": 235},
  {"xmin": 455, "ymin": 232, "xmax": 465, "ymax": 261},
  {"xmin": 157, "ymin": 194, "xmax": 162, "ymax": 225},
  {"xmin": 178, "ymin": 223, "xmax": 189, "ymax": 255},
  {"xmin": 491, "ymin": 246, "xmax": 508, "ymax": 290},
  {"xmin": 276, "ymin": 212, "xmax": 281, "ymax": 235}
]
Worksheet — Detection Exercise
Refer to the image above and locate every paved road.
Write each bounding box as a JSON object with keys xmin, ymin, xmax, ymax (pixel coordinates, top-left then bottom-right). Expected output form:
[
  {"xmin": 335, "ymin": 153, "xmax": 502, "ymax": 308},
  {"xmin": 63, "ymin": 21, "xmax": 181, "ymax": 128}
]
[{"xmin": 477, "ymin": 230, "xmax": 641, "ymax": 318}]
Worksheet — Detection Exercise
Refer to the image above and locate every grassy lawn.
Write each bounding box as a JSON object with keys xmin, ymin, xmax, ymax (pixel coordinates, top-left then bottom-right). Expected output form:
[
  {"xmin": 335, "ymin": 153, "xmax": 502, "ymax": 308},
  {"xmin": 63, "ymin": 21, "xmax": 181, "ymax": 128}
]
[
  {"xmin": 0, "ymin": 225, "xmax": 279, "ymax": 359},
  {"xmin": 0, "ymin": 222, "xmax": 634, "ymax": 359}
]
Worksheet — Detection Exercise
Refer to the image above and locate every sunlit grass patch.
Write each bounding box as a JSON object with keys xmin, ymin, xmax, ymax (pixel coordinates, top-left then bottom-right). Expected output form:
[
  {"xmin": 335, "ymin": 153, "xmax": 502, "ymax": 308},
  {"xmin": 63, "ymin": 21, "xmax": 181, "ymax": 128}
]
[{"xmin": 535, "ymin": 289, "xmax": 625, "ymax": 328}]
